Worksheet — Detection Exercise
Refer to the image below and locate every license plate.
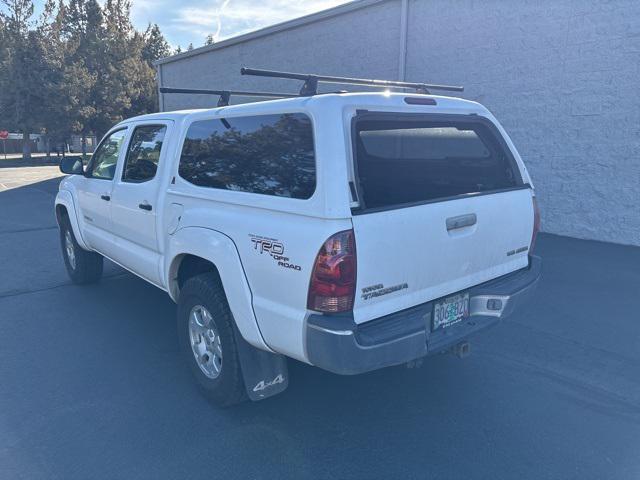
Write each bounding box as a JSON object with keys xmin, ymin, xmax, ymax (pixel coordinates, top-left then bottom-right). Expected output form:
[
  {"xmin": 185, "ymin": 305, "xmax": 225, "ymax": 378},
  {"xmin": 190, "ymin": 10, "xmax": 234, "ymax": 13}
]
[{"xmin": 432, "ymin": 293, "xmax": 470, "ymax": 331}]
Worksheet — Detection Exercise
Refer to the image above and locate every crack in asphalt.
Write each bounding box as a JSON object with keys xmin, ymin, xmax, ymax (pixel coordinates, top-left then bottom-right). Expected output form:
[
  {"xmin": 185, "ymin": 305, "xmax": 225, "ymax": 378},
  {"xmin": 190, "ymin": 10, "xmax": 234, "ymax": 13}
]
[
  {"xmin": 26, "ymin": 186, "xmax": 59, "ymax": 198},
  {"xmin": 511, "ymin": 318, "xmax": 640, "ymax": 367},
  {"xmin": 481, "ymin": 349, "xmax": 640, "ymax": 415},
  {"xmin": 0, "ymin": 273, "xmax": 130, "ymax": 300},
  {"xmin": 0, "ymin": 226, "xmax": 58, "ymax": 235}
]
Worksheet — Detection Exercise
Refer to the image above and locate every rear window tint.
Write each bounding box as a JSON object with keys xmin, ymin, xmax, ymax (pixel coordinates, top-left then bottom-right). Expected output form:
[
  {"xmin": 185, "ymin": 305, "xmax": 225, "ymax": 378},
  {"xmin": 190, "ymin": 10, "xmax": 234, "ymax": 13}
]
[
  {"xmin": 179, "ymin": 113, "xmax": 316, "ymax": 199},
  {"xmin": 360, "ymin": 127, "xmax": 491, "ymax": 159},
  {"xmin": 354, "ymin": 117, "xmax": 521, "ymax": 210}
]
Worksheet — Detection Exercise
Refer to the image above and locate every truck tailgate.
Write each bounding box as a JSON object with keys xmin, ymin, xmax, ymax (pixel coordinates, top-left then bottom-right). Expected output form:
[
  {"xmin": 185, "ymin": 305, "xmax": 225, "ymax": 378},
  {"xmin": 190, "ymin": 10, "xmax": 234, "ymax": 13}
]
[{"xmin": 352, "ymin": 187, "xmax": 533, "ymax": 323}]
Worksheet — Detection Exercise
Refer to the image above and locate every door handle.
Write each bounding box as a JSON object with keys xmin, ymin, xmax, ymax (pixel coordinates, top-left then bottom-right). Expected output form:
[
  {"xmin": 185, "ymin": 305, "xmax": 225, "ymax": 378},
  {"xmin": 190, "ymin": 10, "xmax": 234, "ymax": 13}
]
[
  {"xmin": 100, "ymin": 194, "xmax": 111, "ymax": 201},
  {"xmin": 446, "ymin": 213, "xmax": 477, "ymax": 231},
  {"xmin": 138, "ymin": 203, "xmax": 152, "ymax": 211}
]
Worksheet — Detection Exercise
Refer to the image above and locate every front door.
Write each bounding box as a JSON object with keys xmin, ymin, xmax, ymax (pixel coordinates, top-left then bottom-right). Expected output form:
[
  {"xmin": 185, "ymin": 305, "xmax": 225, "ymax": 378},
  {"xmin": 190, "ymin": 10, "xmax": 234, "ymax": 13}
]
[{"xmin": 76, "ymin": 128, "xmax": 128, "ymax": 255}]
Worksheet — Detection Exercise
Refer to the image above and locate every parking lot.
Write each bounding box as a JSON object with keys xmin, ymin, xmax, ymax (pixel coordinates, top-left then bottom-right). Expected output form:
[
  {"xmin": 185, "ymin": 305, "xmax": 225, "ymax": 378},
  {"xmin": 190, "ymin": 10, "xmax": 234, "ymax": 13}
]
[{"xmin": 1, "ymin": 163, "xmax": 639, "ymax": 480}]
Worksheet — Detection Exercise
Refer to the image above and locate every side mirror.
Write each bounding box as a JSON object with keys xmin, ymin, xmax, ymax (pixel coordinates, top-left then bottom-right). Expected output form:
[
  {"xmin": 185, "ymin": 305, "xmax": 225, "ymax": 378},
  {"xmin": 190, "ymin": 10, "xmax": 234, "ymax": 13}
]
[{"xmin": 59, "ymin": 156, "xmax": 84, "ymax": 175}]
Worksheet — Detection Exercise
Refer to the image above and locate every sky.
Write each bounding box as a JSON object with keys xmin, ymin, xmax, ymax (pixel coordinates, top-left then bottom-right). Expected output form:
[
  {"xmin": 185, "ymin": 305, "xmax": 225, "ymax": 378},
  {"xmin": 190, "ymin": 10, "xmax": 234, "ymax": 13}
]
[{"xmin": 32, "ymin": 0, "xmax": 353, "ymax": 50}]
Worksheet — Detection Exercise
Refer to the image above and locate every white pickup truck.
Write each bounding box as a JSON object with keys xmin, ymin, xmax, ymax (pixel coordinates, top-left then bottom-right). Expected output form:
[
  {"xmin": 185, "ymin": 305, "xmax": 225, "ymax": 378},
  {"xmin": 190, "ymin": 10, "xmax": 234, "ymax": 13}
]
[{"xmin": 55, "ymin": 70, "xmax": 541, "ymax": 406}]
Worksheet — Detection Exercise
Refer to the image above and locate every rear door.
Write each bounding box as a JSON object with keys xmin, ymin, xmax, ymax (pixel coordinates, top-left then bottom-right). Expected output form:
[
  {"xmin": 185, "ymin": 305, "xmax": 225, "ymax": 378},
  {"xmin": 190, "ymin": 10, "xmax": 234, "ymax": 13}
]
[
  {"xmin": 350, "ymin": 113, "xmax": 534, "ymax": 323},
  {"xmin": 109, "ymin": 122, "xmax": 171, "ymax": 285}
]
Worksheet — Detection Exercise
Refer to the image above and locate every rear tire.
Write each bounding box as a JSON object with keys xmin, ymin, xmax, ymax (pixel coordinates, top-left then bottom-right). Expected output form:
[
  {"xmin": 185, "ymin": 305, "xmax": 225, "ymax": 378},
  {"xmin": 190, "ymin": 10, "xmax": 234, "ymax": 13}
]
[
  {"xmin": 59, "ymin": 216, "xmax": 103, "ymax": 284},
  {"xmin": 177, "ymin": 273, "xmax": 247, "ymax": 407}
]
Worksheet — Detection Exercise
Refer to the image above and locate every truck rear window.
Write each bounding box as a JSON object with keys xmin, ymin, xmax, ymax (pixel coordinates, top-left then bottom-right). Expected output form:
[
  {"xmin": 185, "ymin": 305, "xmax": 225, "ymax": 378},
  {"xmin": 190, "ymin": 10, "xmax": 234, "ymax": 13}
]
[{"xmin": 353, "ymin": 115, "xmax": 521, "ymax": 210}]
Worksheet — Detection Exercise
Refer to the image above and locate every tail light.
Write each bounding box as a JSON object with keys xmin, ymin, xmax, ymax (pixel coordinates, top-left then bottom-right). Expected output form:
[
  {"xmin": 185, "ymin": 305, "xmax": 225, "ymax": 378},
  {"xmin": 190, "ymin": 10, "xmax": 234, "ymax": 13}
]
[
  {"xmin": 530, "ymin": 196, "xmax": 541, "ymax": 254},
  {"xmin": 307, "ymin": 229, "xmax": 357, "ymax": 313}
]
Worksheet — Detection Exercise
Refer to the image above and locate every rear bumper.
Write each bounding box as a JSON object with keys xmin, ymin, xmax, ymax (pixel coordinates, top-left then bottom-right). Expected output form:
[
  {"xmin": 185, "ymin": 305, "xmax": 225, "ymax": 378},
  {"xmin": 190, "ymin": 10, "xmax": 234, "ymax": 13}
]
[{"xmin": 306, "ymin": 255, "xmax": 542, "ymax": 375}]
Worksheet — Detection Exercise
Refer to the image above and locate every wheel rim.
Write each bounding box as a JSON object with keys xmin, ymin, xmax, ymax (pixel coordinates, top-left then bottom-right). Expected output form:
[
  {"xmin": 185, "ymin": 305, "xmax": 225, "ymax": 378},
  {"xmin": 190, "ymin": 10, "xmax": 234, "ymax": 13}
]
[
  {"xmin": 188, "ymin": 305, "xmax": 223, "ymax": 379},
  {"xmin": 65, "ymin": 230, "xmax": 76, "ymax": 270}
]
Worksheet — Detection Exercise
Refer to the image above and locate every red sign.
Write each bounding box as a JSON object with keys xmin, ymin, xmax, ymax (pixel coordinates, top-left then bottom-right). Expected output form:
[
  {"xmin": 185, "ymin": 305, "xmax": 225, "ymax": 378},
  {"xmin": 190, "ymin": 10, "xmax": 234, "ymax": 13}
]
[{"xmin": 0, "ymin": 131, "xmax": 8, "ymax": 140}]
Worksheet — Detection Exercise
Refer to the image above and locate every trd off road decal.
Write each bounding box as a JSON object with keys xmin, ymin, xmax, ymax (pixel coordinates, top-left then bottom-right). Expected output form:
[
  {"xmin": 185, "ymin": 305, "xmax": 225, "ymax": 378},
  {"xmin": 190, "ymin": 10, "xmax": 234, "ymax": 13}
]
[
  {"xmin": 361, "ymin": 282, "xmax": 408, "ymax": 300},
  {"xmin": 249, "ymin": 234, "xmax": 301, "ymax": 271}
]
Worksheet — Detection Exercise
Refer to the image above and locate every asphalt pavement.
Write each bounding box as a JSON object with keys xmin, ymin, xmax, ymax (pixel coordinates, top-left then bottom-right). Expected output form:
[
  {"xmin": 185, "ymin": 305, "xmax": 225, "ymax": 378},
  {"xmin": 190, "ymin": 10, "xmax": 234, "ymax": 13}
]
[{"xmin": 1, "ymin": 164, "xmax": 639, "ymax": 480}]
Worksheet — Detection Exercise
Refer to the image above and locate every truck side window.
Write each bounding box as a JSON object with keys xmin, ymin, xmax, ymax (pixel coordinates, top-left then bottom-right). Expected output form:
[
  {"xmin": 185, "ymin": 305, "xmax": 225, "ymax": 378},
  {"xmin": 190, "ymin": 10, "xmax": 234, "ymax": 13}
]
[
  {"xmin": 122, "ymin": 125, "xmax": 167, "ymax": 183},
  {"xmin": 87, "ymin": 128, "xmax": 127, "ymax": 180},
  {"xmin": 178, "ymin": 113, "xmax": 316, "ymax": 199}
]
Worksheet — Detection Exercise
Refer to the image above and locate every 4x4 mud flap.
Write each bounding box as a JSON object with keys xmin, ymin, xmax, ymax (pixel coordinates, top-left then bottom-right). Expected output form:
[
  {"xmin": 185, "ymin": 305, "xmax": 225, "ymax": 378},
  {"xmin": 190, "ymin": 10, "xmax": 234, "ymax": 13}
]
[{"xmin": 232, "ymin": 323, "xmax": 289, "ymax": 401}]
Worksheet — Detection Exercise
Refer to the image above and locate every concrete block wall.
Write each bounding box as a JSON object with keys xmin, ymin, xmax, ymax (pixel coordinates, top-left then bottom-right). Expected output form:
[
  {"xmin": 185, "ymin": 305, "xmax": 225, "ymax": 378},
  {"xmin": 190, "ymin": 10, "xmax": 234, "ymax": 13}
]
[
  {"xmin": 158, "ymin": 0, "xmax": 640, "ymax": 246},
  {"xmin": 407, "ymin": 0, "xmax": 640, "ymax": 246},
  {"xmin": 160, "ymin": 1, "xmax": 402, "ymax": 110}
]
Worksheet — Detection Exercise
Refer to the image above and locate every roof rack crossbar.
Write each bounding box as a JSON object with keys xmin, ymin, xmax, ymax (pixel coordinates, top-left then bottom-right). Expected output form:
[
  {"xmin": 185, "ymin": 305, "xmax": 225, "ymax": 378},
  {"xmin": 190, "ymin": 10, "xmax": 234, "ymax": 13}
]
[
  {"xmin": 240, "ymin": 67, "xmax": 464, "ymax": 95},
  {"xmin": 158, "ymin": 87, "xmax": 298, "ymax": 106}
]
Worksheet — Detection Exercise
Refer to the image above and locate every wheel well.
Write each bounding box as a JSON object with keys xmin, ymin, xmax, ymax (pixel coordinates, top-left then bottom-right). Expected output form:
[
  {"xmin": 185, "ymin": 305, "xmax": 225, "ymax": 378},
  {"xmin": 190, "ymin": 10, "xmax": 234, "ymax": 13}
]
[
  {"xmin": 55, "ymin": 204, "xmax": 69, "ymax": 224},
  {"xmin": 176, "ymin": 255, "xmax": 221, "ymax": 290}
]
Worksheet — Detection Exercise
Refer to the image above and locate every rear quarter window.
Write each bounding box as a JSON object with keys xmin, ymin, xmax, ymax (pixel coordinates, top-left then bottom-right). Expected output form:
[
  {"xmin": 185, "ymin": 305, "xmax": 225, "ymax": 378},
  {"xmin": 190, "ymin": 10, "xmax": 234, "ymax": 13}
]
[
  {"xmin": 353, "ymin": 115, "xmax": 522, "ymax": 210},
  {"xmin": 178, "ymin": 113, "xmax": 316, "ymax": 199}
]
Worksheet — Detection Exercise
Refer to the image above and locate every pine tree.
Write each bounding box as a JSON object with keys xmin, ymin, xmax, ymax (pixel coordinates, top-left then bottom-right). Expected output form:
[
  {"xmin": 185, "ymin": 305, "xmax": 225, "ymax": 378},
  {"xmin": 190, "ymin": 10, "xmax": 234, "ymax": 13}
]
[
  {"xmin": 64, "ymin": 0, "xmax": 103, "ymax": 157},
  {"xmin": 0, "ymin": 13, "xmax": 7, "ymax": 123},
  {"xmin": 132, "ymin": 23, "xmax": 169, "ymax": 115},
  {"xmin": 37, "ymin": 0, "xmax": 68, "ymax": 158},
  {"xmin": 92, "ymin": 0, "xmax": 133, "ymax": 136},
  {"xmin": 0, "ymin": 0, "xmax": 168, "ymax": 159},
  {"xmin": 142, "ymin": 23, "xmax": 170, "ymax": 63},
  {"xmin": 0, "ymin": 0, "xmax": 62, "ymax": 159}
]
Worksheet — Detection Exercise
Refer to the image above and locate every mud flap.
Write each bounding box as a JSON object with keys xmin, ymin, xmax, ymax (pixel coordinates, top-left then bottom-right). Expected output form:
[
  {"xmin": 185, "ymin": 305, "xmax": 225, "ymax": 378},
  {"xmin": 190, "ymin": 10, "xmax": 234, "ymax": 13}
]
[{"xmin": 232, "ymin": 324, "xmax": 289, "ymax": 401}]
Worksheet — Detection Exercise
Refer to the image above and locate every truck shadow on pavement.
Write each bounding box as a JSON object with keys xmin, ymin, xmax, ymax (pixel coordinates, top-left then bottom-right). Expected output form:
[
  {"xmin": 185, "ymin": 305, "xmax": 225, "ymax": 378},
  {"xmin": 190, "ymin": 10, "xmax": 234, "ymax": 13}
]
[{"xmin": 1, "ymin": 177, "xmax": 639, "ymax": 479}]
